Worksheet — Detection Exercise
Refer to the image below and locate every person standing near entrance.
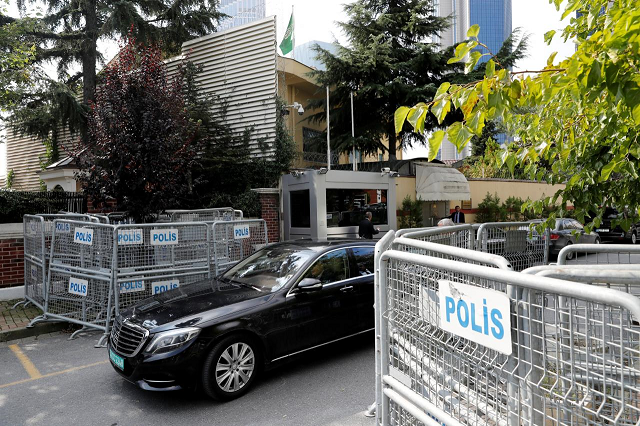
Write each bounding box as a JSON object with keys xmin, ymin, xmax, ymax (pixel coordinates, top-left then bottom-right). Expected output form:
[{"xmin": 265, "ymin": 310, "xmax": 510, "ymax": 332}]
[
  {"xmin": 358, "ymin": 212, "xmax": 380, "ymax": 239},
  {"xmin": 450, "ymin": 206, "xmax": 465, "ymax": 224}
]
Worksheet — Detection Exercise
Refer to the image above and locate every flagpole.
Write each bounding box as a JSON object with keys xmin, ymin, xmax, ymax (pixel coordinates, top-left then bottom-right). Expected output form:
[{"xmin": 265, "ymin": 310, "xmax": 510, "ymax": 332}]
[
  {"xmin": 351, "ymin": 91, "xmax": 356, "ymax": 172},
  {"xmin": 327, "ymin": 86, "xmax": 331, "ymax": 170},
  {"xmin": 291, "ymin": 5, "xmax": 295, "ymax": 60}
]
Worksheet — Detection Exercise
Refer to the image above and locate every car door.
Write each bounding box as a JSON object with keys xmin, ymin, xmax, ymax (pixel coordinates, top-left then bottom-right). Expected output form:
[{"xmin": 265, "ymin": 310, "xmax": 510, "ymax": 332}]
[
  {"xmin": 278, "ymin": 248, "xmax": 352, "ymax": 354},
  {"xmin": 343, "ymin": 247, "xmax": 375, "ymax": 333}
]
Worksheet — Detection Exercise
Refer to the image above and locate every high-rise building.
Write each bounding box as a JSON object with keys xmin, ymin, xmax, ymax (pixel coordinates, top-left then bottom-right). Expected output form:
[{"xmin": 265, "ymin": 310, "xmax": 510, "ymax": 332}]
[
  {"xmin": 433, "ymin": 0, "xmax": 512, "ymax": 161},
  {"xmin": 468, "ymin": 0, "xmax": 512, "ymax": 63},
  {"xmin": 218, "ymin": 0, "xmax": 266, "ymax": 31}
]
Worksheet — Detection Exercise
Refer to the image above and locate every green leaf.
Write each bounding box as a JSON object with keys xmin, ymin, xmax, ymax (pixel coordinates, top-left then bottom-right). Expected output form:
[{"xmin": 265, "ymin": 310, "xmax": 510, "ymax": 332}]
[
  {"xmin": 394, "ymin": 106, "xmax": 411, "ymax": 134},
  {"xmin": 435, "ymin": 82, "xmax": 451, "ymax": 99},
  {"xmin": 587, "ymin": 60, "xmax": 602, "ymax": 87},
  {"xmin": 427, "ymin": 130, "xmax": 446, "ymax": 161},
  {"xmin": 601, "ymin": 160, "xmax": 618, "ymax": 181},
  {"xmin": 448, "ymin": 42, "xmax": 472, "ymax": 64},
  {"xmin": 467, "ymin": 109, "xmax": 486, "ymax": 135},
  {"xmin": 544, "ymin": 30, "xmax": 556, "ymax": 45},
  {"xmin": 431, "ymin": 99, "xmax": 451, "ymax": 124},
  {"xmin": 447, "ymin": 122, "xmax": 473, "ymax": 150},
  {"xmin": 547, "ymin": 51, "xmax": 558, "ymax": 66},
  {"xmin": 485, "ymin": 60, "xmax": 495, "ymax": 78},
  {"xmin": 465, "ymin": 51, "xmax": 482, "ymax": 74},
  {"xmin": 467, "ymin": 24, "xmax": 480, "ymax": 38},
  {"xmin": 632, "ymin": 104, "xmax": 640, "ymax": 125}
]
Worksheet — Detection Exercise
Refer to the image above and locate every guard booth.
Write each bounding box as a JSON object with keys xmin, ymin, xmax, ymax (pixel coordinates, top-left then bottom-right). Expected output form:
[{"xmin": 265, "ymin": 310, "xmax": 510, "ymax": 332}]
[
  {"xmin": 281, "ymin": 169, "xmax": 397, "ymax": 240},
  {"xmin": 414, "ymin": 162, "xmax": 470, "ymax": 226}
]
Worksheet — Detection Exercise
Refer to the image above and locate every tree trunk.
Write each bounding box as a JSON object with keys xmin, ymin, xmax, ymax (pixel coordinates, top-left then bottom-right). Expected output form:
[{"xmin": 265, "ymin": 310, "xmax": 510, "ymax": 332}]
[
  {"xmin": 82, "ymin": 0, "xmax": 97, "ymax": 106},
  {"xmin": 388, "ymin": 128, "xmax": 397, "ymax": 166}
]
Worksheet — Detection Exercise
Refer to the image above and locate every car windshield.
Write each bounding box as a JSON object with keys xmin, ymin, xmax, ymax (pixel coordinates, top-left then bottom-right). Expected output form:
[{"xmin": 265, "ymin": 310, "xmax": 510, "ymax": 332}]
[{"xmin": 221, "ymin": 246, "xmax": 315, "ymax": 293}]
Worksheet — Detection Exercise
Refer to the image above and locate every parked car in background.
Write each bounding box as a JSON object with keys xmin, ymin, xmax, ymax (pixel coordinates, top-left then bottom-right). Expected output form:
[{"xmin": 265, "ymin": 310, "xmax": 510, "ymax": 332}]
[
  {"xmin": 108, "ymin": 240, "xmax": 376, "ymax": 401},
  {"xmin": 528, "ymin": 218, "xmax": 600, "ymax": 259},
  {"xmin": 593, "ymin": 207, "xmax": 639, "ymax": 244}
]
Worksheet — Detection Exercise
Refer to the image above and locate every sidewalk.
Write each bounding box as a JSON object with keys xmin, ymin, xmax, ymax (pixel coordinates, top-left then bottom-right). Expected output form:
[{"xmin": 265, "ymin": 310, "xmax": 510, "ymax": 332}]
[{"xmin": 0, "ymin": 299, "xmax": 68, "ymax": 342}]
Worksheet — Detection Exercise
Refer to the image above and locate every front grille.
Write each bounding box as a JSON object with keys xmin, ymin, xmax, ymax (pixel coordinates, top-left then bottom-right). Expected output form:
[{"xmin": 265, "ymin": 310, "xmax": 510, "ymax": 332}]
[{"xmin": 110, "ymin": 318, "xmax": 149, "ymax": 356}]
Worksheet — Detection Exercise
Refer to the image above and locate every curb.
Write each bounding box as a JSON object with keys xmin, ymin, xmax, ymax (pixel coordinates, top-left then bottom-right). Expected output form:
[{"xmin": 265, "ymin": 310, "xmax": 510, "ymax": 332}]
[{"xmin": 0, "ymin": 322, "xmax": 74, "ymax": 343}]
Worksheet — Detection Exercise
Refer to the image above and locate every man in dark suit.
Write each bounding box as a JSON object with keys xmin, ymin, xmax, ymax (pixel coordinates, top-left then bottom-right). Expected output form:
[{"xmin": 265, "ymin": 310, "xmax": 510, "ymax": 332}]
[
  {"xmin": 358, "ymin": 212, "xmax": 380, "ymax": 239},
  {"xmin": 450, "ymin": 205, "xmax": 465, "ymax": 224}
]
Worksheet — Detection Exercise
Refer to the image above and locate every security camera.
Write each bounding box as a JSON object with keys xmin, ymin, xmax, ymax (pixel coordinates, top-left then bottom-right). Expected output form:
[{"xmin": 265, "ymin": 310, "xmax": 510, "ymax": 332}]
[
  {"xmin": 389, "ymin": 171, "xmax": 399, "ymax": 177},
  {"xmin": 292, "ymin": 102, "xmax": 304, "ymax": 115},
  {"xmin": 381, "ymin": 167, "xmax": 391, "ymax": 175}
]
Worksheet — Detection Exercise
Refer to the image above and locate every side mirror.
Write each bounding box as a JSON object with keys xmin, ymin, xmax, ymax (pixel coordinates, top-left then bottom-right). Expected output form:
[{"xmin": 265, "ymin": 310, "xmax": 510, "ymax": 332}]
[{"xmin": 296, "ymin": 278, "xmax": 322, "ymax": 292}]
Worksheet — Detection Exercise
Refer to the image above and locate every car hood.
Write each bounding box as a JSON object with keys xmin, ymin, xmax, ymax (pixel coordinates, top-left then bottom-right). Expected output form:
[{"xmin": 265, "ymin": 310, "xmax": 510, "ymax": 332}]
[{"xmin": 123, "ymin": 278, "xmax": 273, "ymax": 330}]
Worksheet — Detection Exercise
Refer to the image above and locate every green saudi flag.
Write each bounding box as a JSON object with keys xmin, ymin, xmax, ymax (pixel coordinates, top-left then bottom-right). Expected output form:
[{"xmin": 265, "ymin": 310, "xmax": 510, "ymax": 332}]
[{"xmin": 279, "ymin": 13, "xmax": 294, "ymax": 55}]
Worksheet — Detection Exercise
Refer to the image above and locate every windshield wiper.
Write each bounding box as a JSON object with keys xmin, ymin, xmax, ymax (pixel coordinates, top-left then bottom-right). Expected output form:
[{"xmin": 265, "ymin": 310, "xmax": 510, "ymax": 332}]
[{"xmin": 220, "ymin": 276, "xmax": 263, "ymax": 292}]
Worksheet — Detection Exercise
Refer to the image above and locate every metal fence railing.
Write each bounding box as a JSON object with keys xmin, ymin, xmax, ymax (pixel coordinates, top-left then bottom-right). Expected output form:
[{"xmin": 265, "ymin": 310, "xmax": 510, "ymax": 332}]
[
  {"xmin": 557, "ymin": 243, "xmax": 640, "ymax": 266},
  {"xmin": 376, "ymin": 245, "xmax": 640, "ymax": 425},
  {"xmin": 0, "ymin": 191, "xmax": 87, "ymax": 223},
  {"xmin": 397, "ymin": 224, "xmax": 476, "ymax": 250},
  {"xmin": 476, "ymin": 222, "xmax": 550, "ymax": 271},
  {"xmin": 23, "ymin": 215, "xmax": 267, "ymax": 343},
  {"xmin": 170, "ymin": 208, "xmax": 243, "ymax": 223},
  {"xmin": 211, "ymin": 219, "xmax": 269, "ymax": 275}
]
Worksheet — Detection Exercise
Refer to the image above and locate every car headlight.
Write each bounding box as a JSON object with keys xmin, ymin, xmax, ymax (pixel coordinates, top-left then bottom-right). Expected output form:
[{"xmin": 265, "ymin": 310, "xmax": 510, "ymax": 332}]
[{"xmin": 144, "ymin": 327, "xmax": 201, "ymax": 355}]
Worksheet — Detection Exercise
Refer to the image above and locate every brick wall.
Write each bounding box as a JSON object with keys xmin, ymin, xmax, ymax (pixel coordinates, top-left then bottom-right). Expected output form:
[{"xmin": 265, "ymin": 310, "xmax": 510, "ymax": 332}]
[
  {"xmin": 254, "ymin": 189, "xmax": 280, "ymax": 243},
  {"xmin": 0, "ymin": 238, "xmax": 24, "ymax": 289}
]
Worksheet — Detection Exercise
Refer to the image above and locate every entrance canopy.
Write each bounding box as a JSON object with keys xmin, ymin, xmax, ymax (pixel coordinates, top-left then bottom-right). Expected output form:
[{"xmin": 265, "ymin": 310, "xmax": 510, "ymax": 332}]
[{"xmin": 415, "ymin": 163, "xmax": 470, "ymax": 201}]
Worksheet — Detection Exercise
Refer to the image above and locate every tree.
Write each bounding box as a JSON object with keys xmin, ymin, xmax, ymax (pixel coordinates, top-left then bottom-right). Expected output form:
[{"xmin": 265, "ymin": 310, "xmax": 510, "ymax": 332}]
[
  {"xmin": 397, "ymin": 0, "xmax": 640, "ymax": 231},
  {"xmin": 398, "ymin": 195, "xmax": 423, "ymax": 228},
  {"xmin": 471, "ymin": 120, "xmax": 501, "ymax": 157},
  {"xmin": 308, "ymin": 0, "xmax": 528, "ymax": 164},
  {"xmin": 1, "ymin": 0, "xmax": 221, "ymax": 161},
  {"xmin": 75, "ymin": 37, "xmax": 200, "ymax": 222}
]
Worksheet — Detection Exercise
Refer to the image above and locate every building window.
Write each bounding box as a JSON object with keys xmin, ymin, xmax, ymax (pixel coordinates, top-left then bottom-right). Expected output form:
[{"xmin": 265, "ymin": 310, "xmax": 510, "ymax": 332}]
[
  {"xmin": 290, "ymin": 190, "xmax": 311, "ymax": 228},
  {"xmin": 326, "ymin": 188, "xmax": 388, "ymax": 228},
  {"xmin": 302, "ymin": 127, "xmax": 324, "ymax": 161}
]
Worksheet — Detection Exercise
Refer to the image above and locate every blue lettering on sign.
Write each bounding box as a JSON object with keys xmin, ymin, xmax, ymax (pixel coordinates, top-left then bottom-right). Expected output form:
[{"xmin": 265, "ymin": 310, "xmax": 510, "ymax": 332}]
[
  {"xmin": 152, "ymin": 280, "xmax": 179, "ymax": 295},
  {"xmin": 444, "ymin": 296, "xmax": 504, "ymax": 340},
  {"xmin": 68, "ymin": 277, "xmax": 89, "ymax": 297},
  {"xmin": 233, "ymin": 225, "xmax": 250, "ymax": 239},
  {"xmin": 73, "ymin": 227, "xmax": 94, "ymax": 245},
  {"xmin": 151, "ymin": 229, "xmax": 179, "ymax": 245},
  {"xmin": 55, "ymin": 222, "xmax": 71, "ymax": 233},
  {"xmin": 119, "ymin": 280, "xmax": 145, "ymax": 294},
  {"xmin": 117, "ymin": 229, "xmax": 143, "ymax": 245}
]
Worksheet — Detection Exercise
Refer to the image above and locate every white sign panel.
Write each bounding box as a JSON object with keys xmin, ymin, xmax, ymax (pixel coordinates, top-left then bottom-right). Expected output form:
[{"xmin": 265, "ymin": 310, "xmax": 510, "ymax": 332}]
[
  {"xmin": 55, "ymin": 222, "xmax": 71, "ymax": 233},
  {"xmin": 438, "ymin": 280, "xmax": 512, "ymax": 355},
  {"xmin": 68, "ymin": 277, "xmax": 89, "ymax": 297},
  {"xmin": 233, "ymin": 225, "xmax": 250, "ymax": 239},
  {"xmin": 30, "ymin": 265, "xmax": 38, "ymax": 280},
  {"xmin": 117, "ymin": 229, "xmax": 144, "ymax": 245},
  {"xmin": 150, "ymin": 229, "xmax": 179, "ymax": 245},
  {"xmin": 119, "ymin": 280, "xmax": 145, "ymax": 294},
  {"xmin": 152, "ymin": 279, "xmax": 179, "ymax": 295},
  {"xmin": 74, "ymin": 227, "xmax": 94, "ymax": 245}
]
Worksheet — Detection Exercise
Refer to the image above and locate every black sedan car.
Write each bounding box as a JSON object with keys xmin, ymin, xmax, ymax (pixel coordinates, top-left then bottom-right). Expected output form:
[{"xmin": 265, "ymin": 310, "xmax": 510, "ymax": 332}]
[
  {"xmin": 528, "ymin": 218, "xmax": 600, "ymax": 259},
  {"xmin": 108, "ymin": 240, "xmax": 376, "ymax": 400}
]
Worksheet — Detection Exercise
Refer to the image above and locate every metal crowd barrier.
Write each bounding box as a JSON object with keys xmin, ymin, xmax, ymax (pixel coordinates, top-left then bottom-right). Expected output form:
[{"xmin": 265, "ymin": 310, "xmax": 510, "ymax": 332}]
[
  {"xmin": 25, "ymin": 217, "xmax": 265, "ymax": 343},
  {"xmin": 375, "ymin": 244, "xmax": 640, "ymax": 425},
  {"xmin": 398, "ymin": 224, "xmax": 476, "ymax": 250},
  {"xmin": 18, "ymin": 214, "xmax": 95, "ymax": 310},
  {"xmin": 112, "ymin": 222, "xmax": 211, "ymax": 314},
  {"xmin": 170, "ymin": 207, "xmax": 243, "ymax": 223},
  {"xmin": 558, "ymin": 243, "xmax": 640, "ymax": 266},
  {"xmin": 210, "ymin": 219, "xmax": 269, "ymax": 275},
  {"xmin": 476, "ymin": 222, "xmax": 550, "ymax": 271}
]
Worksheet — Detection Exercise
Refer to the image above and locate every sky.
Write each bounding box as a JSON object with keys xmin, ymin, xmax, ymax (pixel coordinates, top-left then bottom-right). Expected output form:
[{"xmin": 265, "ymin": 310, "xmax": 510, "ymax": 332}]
[{"xmin": 1, "ymin": 0, "xmax": 575, "ymax": 178}]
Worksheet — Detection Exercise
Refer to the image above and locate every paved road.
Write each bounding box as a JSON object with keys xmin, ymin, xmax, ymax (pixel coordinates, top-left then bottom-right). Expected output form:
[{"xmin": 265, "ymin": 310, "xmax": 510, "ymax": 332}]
[{"xmin": 0, "ymin": 331, "xmax": 376, "ymax": 426}]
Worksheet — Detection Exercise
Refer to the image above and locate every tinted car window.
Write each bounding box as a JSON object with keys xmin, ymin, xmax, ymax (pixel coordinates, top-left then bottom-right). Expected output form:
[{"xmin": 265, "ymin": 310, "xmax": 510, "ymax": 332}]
[
  {"xmin": 571, "ymin": 220, "xmax": 584, "ymax": 230},
  {"xmin": 351, "ymin": 247, "xmax": 374, "ymax": 276},
  {"xmin": 302, "ymin": 249, "xmax": 349, "ymax": 285}
]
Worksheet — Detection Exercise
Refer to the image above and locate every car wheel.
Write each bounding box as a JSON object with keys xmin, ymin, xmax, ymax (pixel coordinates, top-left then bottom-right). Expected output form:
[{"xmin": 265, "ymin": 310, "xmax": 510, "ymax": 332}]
[
  {"xmin": 202, "ymin": 334, "xmax": 260, "ymax": 401},
  {"xmin": 632, "ymin": 232, "xmax": 638, "ymax": 245},
  {"xmin": 565, "ymin": 242, "xmax": 574, "ymax": 260},
  {"xmin": 594, "ymin": 237, "xmax": 601, "ymax": 244}
]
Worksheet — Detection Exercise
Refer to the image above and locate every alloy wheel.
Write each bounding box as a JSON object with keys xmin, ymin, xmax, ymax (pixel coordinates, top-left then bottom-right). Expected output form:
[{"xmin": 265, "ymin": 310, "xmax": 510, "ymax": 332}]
[{"xmin": 215, "ymin": 342, "xmax": 255, "ymax": 393}]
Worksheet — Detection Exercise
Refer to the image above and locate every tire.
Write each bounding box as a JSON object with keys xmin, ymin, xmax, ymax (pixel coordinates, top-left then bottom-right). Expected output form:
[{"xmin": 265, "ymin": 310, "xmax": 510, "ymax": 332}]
[
  {"xmin": 564, "ymin": 242, "xmax": 574, "ymax": 260},
  {"xmin": 594, "ymin": 237, "xmax": 601, "ymax": 244},
  {"xmin": 202, "ymin": 334, "xmax": 260, "ymax": 401},
  {"xmin": 632, "ymin": 232, "xmax": 638, "ymax": 245}
]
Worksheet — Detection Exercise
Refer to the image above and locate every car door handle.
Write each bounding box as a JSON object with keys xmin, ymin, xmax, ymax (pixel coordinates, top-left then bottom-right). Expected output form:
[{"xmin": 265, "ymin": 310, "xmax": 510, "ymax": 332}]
[{"xmin": 340, "ymin": 286, "xmax": 354, "ymax": 292}]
